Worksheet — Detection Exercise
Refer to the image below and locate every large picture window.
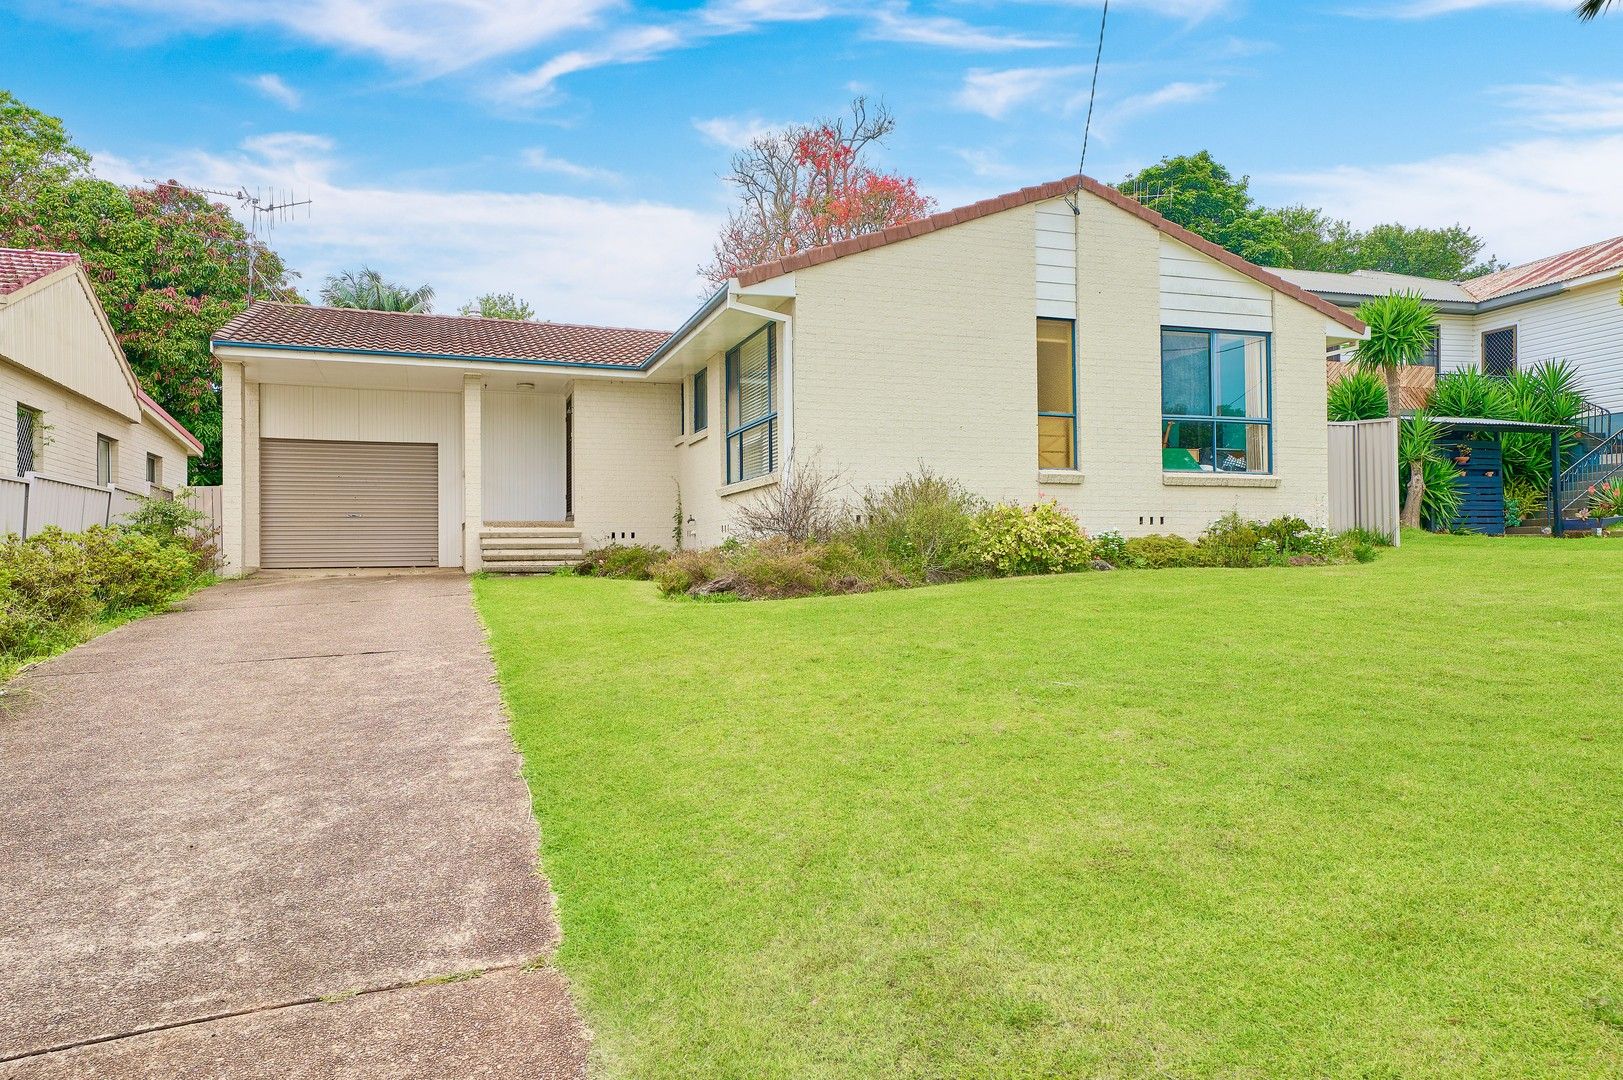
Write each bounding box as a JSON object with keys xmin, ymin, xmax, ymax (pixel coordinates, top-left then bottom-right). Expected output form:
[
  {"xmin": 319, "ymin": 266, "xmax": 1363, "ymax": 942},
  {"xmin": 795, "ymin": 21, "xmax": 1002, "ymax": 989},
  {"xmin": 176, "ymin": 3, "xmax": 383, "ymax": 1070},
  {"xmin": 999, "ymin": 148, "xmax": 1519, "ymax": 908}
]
[
  {"xmin": 1161, "ymin": 328, "xmax": 1271, "ymax": 474},
  {"xmin": 1037, "ymin": 318, "xmax": 1077, "ymax": 469},
  {"xmin": 726, "ymin": 325, "xmax": 777, "ymax": 484}
]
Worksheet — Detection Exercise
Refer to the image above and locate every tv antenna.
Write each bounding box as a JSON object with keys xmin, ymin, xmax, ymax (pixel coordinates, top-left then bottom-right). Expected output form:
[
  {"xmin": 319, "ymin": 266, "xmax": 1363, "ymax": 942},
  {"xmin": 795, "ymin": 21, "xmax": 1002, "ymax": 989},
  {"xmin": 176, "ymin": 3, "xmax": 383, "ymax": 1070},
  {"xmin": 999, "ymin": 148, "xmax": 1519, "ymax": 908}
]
[
  {"xmin": 1063, "ymin": 0, "xmax": 1109, "ymax": 215},
  {"xmin": 146, "ymin": 180, "xmax": 312, "ymax": 301}
]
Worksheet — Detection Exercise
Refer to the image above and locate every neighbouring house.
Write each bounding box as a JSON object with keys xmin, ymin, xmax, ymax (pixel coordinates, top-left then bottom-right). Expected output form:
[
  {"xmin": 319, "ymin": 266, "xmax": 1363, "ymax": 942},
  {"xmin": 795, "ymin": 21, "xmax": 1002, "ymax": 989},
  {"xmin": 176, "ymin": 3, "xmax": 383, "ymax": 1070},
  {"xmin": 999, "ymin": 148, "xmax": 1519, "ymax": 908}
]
[
  {"xmin": 1276, "ymin": 236, "xmax": 1623, "ymax": 425},
  {"xmin": 1, "ymin": 249, "xmax": 203, "ymax": 533},
  {"xmin": 210, "ymin": 174, "xmax": 1366, "ymax": 575}
]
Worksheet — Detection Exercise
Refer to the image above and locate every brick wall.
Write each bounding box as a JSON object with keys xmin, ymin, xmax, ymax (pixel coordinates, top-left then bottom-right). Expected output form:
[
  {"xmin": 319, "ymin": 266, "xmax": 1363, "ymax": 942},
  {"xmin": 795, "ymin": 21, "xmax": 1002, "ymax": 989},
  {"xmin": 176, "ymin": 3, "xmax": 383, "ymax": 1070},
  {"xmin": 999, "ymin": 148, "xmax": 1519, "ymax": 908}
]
[{"xmin": 570, "ymin": 377, "xmax": 679, "ymax": 548}]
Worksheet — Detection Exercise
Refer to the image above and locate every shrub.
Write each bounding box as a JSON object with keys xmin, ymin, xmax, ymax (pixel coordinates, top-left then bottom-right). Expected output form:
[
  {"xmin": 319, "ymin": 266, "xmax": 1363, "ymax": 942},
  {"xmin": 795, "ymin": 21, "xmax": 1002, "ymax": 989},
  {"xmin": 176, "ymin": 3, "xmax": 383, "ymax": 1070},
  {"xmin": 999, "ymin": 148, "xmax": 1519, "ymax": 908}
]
[
  {"xmin": 1123, "ymin": 534, "xmax": 1197, "ymax": 569},
  {"xmin": 651, "ymin": 548, "xmax": 725, "ymax": 596},
  {"xmin": 845, "ymin": 468, "xmax": 983, "ymax": 582},
  {"xmin": 1258, "ymin": 516, "xmax": 1312, "ymax": 552},
  {"xmin": 1591, "ymin": 479, "xmax": 1623, "ymax": 520},
  {"xmin": 1196, "ymin": 512, "xmax": 1265, "ymax": 568},
  {"xmin": 731, "ymin": 460, "xmax": 844, "ymax": 542},
  {"xmin": 578, "ymin": 543, "xmax": 666, "ymax": 580},
  {"xmin": 1090, "ymin": 530, "xmax": 1130, "ymax": 568},
  {"xmin": 1327, "ymin": 369, "xmax": 1389, "ymax": 422},
  {"xmin": 77, "ymin": 527, "xmax": 197, "ymax": 610},
  {"xmin": 970, "ymin": 502, "xmax": 1093, "ymax": 576}
]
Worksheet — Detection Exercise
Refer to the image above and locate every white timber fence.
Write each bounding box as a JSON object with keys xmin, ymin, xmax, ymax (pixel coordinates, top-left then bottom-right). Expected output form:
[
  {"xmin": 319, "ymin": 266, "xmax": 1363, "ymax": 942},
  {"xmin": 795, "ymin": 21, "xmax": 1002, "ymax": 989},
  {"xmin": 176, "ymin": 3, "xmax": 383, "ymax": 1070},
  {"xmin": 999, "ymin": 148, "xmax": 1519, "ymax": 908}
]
[
  {"xmin": 1327, "ymin": 418, "xmax": 1401, "ymax": 546},
  {"xmin": 0, "ymin": 472, "xmax": 177, "ymax": 539}
]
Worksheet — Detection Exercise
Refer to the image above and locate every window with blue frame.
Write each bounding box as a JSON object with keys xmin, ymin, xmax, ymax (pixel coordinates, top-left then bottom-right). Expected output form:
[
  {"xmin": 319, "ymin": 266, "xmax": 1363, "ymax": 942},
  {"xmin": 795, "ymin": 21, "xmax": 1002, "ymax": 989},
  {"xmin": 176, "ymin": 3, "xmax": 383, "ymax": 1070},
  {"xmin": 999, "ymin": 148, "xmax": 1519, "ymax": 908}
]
[
  {"xmin": 726, "ymin": 325, "xmax": 776, "ymax": 483},
  {"xmin": 1161, "ymin": 328, "xmax": 1272, "ymax": 474},
  {"xmin": 1037, "ymin": 318, "xmax": 1077, "ymax": 469},
  {"xmin": 692, "ymin": 367, "xmax": 708, "ymax": 433}
]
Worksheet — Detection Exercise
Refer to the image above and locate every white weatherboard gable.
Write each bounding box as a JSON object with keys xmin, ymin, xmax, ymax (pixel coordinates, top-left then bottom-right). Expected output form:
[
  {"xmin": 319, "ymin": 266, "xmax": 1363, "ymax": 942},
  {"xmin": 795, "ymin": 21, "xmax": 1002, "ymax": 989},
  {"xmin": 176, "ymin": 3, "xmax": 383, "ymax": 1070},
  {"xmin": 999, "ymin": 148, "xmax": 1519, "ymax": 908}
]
[
  {"xmin": 1158, "ymin": 234, "xmax": 1273, "ymax": 334},
  {"xmin": 1035, "ymin": 200, "xmax": 1077, "ymax": 320}
]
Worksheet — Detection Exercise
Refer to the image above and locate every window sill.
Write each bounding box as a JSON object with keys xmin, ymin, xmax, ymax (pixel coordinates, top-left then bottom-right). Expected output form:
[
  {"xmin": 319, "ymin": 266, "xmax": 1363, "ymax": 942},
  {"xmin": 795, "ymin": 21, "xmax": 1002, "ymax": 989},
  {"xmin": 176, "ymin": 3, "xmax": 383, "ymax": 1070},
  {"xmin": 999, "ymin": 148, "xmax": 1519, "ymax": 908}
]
[
  {"xmin": 672, "ymin": 434, "xmax": 688, "ymax": 448},
  {"xmin": 718, "ymin": 473, "xmax": 779, "ymax": 498},
  {"xmin": 1037, "ymin": 469, "xmax": 1083, "ymax": 486},
  {"xmin": 1162, "ymin": 473, "xmax": 1280, "ymax": 488},
  {"xmin": 687, "ymin": 430, "xmax": 709, "ymax": 447}
]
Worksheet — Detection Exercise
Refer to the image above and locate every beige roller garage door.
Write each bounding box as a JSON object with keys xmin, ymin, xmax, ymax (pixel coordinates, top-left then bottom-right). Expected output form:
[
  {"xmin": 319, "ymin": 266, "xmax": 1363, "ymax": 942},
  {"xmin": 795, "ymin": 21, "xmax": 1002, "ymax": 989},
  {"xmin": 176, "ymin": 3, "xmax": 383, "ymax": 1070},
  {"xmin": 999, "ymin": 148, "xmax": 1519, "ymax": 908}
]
[{"xmin": 260, "ymin": 439, "xmax": 439, "ymax": 568}]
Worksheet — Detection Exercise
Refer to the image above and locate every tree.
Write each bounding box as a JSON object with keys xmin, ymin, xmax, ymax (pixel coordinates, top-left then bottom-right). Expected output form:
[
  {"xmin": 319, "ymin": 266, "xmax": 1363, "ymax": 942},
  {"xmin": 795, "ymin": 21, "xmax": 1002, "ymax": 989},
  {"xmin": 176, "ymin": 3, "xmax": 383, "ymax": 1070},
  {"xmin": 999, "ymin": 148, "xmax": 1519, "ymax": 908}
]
[
  {"xmin": 458, "ymin": 292, "xmax": 535, "ymax": 320},
  {"xmin": 1118, "ymin": 151, "xmax": 1501, "ymax": 279},
  {"xmin": 702, "ymin": 97, "xmax": 935, "ymax": 284},
  {"xmin": 1353, "ymin": 292, "xmax": 1438, "ymax": 418},
  {"xmin": 1117, "ymin": 151, "xmax": 1293, "ymax": 265},
  {"xmin": 1577, "ymin": 0, "xmax": 1616, "ymax": 19},
  {"xmin": 0, "ymin": 95, "xmax": 299, "ymax": 485},
  {"xmin": 319, "ymin": 267, "xmax": 434, "ymax": 313},
  {"xmin": 0, "ymin": 90, "xmax": 89, "ymax": 203}
]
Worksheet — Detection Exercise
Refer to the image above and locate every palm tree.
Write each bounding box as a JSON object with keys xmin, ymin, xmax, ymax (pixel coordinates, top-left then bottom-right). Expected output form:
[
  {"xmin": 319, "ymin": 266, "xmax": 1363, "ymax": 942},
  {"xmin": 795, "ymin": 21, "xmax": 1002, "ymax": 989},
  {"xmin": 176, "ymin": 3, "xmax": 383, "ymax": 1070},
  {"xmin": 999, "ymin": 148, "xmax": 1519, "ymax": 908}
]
[
  {"xmin": 1577, "ymin": 0, "xmax": 1616, "ymax": 20},
  {"xmin": 1352, "ymin": 291, "xmax": 1437, "ymax": 417},
  {"xmin": 319, "ymin": 267, "xmax": 435, "ymax": 313}
]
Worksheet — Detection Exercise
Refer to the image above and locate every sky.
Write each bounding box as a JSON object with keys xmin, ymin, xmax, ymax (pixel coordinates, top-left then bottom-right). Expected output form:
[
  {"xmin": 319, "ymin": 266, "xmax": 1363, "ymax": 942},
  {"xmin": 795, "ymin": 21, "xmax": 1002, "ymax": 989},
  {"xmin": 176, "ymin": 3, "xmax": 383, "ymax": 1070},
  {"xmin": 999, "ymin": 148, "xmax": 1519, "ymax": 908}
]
[{"xmin": 2, "ymin": 0, "xmax": 1620, "ymax": 328}]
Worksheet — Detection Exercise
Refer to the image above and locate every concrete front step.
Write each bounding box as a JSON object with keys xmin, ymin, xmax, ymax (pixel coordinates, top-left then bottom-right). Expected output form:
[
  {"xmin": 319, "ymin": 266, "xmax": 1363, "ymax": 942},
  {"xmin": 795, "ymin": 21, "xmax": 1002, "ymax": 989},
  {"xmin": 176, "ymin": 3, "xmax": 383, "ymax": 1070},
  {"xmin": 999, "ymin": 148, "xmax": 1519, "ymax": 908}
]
[
  {"xmin": 480, "ymin": 528, "xmax": 582, "ymax": 539},
  {"xmin": 483, "ymin": 549, "xmax": 584, "ymax": 562},
  {"xmin": 481, "ymin": 560, "xmax": 578, "ymax": 573},
  {"xmin": 480, "ymin": 536, "xmax": 583, "ymax": 550}
]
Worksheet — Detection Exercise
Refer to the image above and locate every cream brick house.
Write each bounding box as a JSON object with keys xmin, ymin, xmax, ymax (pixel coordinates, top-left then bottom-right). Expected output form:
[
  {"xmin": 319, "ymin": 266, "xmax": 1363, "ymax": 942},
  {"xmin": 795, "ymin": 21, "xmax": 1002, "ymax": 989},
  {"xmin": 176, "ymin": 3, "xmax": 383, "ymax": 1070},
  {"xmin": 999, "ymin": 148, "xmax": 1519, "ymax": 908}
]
[
  {"xmin": 1, "ymin": 249, "xmax": 203, "ymax": 517},
  {"xmin": 210, "ymin": 175, "xmax": 1365, "ymax": 575}
]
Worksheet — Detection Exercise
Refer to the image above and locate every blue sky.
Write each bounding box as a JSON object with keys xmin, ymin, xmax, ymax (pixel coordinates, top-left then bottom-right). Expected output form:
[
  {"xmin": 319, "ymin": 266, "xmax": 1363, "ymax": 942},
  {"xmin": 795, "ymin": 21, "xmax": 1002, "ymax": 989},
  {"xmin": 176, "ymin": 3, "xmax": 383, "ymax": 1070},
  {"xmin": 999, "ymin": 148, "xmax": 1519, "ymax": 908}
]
[{"xmin": 3, "ymin": 0, "xmax": 1619, "ymax": 327}]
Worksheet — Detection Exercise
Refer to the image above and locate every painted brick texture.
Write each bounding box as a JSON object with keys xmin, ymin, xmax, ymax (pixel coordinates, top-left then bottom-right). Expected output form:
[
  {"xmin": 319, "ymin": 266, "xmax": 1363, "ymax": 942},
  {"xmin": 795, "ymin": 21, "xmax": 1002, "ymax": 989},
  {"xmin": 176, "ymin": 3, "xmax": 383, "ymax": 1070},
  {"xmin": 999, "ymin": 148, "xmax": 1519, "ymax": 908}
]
[{"xmin": 570, "ymin": 378, "xmax": 679, "ymax": 548}]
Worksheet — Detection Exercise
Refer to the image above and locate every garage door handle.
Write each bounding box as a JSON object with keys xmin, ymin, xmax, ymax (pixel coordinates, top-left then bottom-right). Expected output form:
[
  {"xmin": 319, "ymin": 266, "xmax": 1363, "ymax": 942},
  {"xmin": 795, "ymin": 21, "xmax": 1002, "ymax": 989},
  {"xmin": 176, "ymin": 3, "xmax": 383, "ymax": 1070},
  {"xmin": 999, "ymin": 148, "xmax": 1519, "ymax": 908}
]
[{"xmin": 344, "ymin": 513, "xmax": 362, "ymax": 519}]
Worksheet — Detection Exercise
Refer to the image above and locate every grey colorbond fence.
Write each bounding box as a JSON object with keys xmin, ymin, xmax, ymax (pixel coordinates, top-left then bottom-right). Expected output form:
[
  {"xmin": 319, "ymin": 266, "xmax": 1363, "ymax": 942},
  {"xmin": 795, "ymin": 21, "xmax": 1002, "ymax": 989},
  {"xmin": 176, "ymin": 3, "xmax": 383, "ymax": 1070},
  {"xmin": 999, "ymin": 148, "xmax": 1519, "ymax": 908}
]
[{"xmin": 1328, "ymin": 418, "xmax": 1400, "ymax": 546}]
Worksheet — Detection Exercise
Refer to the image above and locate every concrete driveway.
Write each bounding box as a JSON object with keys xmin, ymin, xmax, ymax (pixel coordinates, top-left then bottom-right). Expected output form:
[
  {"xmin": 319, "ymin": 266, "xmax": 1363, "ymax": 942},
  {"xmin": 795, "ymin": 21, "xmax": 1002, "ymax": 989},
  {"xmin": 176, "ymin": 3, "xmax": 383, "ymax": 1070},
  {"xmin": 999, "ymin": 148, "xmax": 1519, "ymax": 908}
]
[{"xmin": 0, "ymin": 572, "xmax": 586, "ymax": 1077}]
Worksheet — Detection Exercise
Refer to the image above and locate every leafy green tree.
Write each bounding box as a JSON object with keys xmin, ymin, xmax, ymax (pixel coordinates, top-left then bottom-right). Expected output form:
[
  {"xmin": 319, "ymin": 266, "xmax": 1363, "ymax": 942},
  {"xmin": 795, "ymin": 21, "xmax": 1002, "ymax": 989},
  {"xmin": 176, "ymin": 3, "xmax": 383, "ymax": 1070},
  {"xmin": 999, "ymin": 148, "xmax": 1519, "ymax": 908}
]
[
  {"xmin": 1117, "ymin": 152, "xmax": 1292, "ymax": 266},
  {"xmin": 0, "ymin": 94, "xmax": 298, "ymax": 485},
  {"xmin": 0, "ymin": 90, "xmax": 89, "ymax": 202},
  {"xmin": 1353, "ymin": 292, "xmax": 1438, "ymax": 416},
  {"xmin": 458, "ymin": 291, "xmax": 535, "ymax": 320},
  {"xmin": 1119, "ymin": 151, "xmax": 1500, "ymax": 279},
  {"xmin": 319, "ymin": 267, "xmax": 434, "ymax": 313}
]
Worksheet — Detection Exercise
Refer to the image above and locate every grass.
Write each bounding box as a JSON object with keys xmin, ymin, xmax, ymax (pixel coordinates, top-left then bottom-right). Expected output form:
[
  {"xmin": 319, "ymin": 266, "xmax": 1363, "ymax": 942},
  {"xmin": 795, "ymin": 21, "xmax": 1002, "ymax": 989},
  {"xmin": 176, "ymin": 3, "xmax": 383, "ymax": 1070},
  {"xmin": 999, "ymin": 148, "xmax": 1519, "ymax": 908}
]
[
  {"xmin": 476, "ymin": 533, "xmax": 1623, "ymax": 1078},
  {"xmin": 0, "ymin": 575, "xmax": 217, "ymax": 685}
]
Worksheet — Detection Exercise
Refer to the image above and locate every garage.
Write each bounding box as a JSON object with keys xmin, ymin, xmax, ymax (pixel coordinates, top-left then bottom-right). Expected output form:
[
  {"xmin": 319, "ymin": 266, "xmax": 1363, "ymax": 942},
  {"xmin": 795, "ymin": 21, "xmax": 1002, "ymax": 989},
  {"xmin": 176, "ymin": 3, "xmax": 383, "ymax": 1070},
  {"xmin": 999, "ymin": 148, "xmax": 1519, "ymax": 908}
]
[{"xmin": 260, "ymin": 438, "xmax": 440, "ymax": 568}]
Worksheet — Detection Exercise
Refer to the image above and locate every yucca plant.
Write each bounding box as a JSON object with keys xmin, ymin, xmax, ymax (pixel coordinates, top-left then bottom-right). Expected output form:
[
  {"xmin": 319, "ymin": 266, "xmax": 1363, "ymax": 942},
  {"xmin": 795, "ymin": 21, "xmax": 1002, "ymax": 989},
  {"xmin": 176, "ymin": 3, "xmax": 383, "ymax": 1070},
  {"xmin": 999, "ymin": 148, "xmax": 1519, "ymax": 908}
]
[
  {"xmin": 1353, "ymin": 292, "xmax": 1437, "ymax": 416},
  {"xmin": 1398, "ymin": 411, "xmax": 1459, "ymax": 530},
  {"xmin": 1328, "ymin": 369, "xmax": 1389, "ymax": 422},
  {"xmin": 1430, "ymin": 369, "xmax": 1510, "ymax": 419},
  {"xmin": 1500, "ymin": 361, "xmax": 1586, "ymax": 495}
]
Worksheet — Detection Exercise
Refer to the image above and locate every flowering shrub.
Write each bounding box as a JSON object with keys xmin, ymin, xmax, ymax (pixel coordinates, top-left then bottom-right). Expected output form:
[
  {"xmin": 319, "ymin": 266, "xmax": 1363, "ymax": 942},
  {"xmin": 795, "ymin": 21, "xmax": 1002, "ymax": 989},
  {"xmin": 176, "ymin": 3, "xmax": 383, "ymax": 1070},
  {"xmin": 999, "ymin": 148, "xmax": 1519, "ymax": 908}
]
[{"xmin": 970, "ymin": 502, "xmax": 1093, "ymax": 576}]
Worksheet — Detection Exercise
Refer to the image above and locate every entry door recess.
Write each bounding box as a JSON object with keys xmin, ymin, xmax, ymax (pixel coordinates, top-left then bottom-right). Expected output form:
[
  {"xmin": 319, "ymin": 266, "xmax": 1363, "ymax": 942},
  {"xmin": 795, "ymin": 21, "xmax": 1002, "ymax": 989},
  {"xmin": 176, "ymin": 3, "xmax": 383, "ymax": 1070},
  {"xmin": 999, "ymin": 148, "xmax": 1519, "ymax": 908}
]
[{"xmin": 260, "ymin": 438, "xmax": 439, "ymax": 568}]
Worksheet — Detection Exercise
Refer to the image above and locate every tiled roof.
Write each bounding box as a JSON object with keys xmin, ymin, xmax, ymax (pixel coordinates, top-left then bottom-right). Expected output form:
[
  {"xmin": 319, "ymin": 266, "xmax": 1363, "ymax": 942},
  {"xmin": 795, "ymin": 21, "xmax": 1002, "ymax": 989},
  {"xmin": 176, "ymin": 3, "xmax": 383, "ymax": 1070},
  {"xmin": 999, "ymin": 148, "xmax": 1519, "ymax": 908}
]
[
  {"xmin": 0, "ymin": 248, "xmax": 79, "ymax": 295},
  {"xmin": 1461, "ymin": 235, "xmax": 1623, "ymax": 301},
  {"xmin": 734, "ymin": 174, "xmax": 1367, "ymax": 334},
  {"xmin": 214, "ymin": 302, "xmax": 672, "ymax": 368}
]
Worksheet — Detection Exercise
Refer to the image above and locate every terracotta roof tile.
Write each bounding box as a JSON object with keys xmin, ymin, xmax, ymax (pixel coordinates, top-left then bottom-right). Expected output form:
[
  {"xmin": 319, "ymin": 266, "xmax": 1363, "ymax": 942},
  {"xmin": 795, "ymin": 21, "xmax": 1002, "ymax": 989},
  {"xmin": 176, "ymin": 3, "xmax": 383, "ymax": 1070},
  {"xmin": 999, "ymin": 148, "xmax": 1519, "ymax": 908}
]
[
  {"xmin": 0, "ymin": 248, "xmax": 79, "ymax": 295},
  {"xmin": 1461, "ymin": 235, "xmax": 1623, "ymax": 301},
  {"xmin": 213, "ymin": 303, "xmax": 671, "ymax": 368},
  {"xmin": 734, "ymin": 175, "xmax": 1366, "ymax": 334}
]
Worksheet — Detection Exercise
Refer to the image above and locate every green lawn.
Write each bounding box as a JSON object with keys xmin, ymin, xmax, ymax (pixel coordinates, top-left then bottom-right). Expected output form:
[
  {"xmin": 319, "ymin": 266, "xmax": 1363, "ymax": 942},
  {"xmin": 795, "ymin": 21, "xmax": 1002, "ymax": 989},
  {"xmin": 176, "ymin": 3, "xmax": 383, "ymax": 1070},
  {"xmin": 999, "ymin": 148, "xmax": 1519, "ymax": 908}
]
[{"xmin": 476, "ymin": 533, "xmax": 1623, "ymax": 1079}]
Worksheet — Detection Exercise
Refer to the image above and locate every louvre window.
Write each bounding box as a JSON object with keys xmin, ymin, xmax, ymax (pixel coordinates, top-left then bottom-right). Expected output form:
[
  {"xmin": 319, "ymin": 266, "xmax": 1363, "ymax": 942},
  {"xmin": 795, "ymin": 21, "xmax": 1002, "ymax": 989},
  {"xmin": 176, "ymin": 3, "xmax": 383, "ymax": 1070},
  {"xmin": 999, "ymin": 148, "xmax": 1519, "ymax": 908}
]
[
  {"xmin": 725, "ymin": 325, "xmax": 777, "ymax": 484},
  {"xmin": 16, "ymin": 405, "xmax": 41, "ymax": 477},
  {"xmin": 693, "ymin": 368, "xmax": 708, "ymax": 433}
]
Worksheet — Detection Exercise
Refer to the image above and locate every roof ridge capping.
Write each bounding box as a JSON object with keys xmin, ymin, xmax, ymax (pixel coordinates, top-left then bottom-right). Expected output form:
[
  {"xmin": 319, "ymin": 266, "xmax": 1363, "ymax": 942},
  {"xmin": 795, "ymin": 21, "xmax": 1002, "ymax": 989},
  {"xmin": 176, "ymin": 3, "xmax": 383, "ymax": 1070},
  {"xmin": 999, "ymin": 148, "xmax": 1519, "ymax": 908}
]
[
  {"xmin": 732, "ymin": 174, "xmax": 1365, "ymax": 334},
  {"xmin": 238, "ymin": 299, "xmax": 673, "ymax": 337}
]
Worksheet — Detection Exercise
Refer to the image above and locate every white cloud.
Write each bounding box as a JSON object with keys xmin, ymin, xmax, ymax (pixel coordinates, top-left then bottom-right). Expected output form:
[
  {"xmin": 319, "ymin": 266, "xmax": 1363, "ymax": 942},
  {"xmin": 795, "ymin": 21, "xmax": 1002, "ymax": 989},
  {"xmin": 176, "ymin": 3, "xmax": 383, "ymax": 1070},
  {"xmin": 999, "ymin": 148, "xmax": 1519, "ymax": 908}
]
[
  {"xmin": 866, "ymin": 6, "xmax": 1060, "ymax": 49},
  {"xmin": 521, "ymin": 148, "xmax": 623, "ymax": 184},
  {"xmin": 1347, "ymin": 0, "xmax": 1568, "ymax": 16},
  {"xmin": 243, "ymin": 73, "xmax": 301, "ymax": 109},
  {"xmin": 1014, "ymin": 0, "xmax": 1233, "ymax": 22},
  {"xmin": 1496, "ymin": 79, "xmax": 1623, "ymax": 132},
  {"xmin": 1089, "ymin": 79, "xmax": 1222, "ymax": 130},
  {"xmin": 692, "ymin": 115, "xmax": 785, "ymax": 148},
  {"xmin": 63, "ymin": 0, "xmax": 617, "ymax": 71},
  {"xmin": 501, "ymin": 24, "xmax": 687, "ymax": 100},
  {"xmin": 95, "ymin": 133, "xmax": 718, "ymax": 328},
  {"xmin": 1272, "ymin": 134, "xmax": 1623, "ymax": 267},
  {"xmin": 950, "ymin": 148, "xmax": 1026, "ymax": 181},
  {"xmin": 953, "ymin": 65, "xmax": 1085, "ymax": 119}
]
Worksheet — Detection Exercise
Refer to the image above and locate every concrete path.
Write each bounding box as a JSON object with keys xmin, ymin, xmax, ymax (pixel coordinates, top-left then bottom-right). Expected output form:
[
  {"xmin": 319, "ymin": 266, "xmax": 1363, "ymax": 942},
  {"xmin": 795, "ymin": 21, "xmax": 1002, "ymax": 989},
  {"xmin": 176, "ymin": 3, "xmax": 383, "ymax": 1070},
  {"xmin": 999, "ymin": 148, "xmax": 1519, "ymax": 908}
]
[{"xmin": 0, "ymin": 572, "xmax": 586, "ymax": 1077}]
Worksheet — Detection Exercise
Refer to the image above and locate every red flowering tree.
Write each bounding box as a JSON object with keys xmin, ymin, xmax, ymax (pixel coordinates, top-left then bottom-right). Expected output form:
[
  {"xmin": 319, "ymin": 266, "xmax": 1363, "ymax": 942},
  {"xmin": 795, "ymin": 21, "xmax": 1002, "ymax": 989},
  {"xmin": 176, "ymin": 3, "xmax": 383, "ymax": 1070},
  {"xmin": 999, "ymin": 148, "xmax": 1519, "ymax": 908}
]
[{"xmin": 702, "ymin": 98, "xmax": 935, "ymax": 284}]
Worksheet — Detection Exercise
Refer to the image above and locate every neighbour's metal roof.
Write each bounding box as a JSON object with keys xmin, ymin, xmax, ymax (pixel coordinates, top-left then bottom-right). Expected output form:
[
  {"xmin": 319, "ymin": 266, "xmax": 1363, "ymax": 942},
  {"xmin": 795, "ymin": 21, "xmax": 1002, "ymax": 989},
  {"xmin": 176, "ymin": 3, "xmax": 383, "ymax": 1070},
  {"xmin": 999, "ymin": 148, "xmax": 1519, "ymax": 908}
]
[
  {"xmin": 1461, "ymin": 235, "xmax": 1623, "ymax": 301},
  {"xmin": 213, "ymin": 302, "xmax": 672, "ymax": 368},
  {"xmin": 1271, "ymin": 268, "xmax": 1476, "ymax": 304}
]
